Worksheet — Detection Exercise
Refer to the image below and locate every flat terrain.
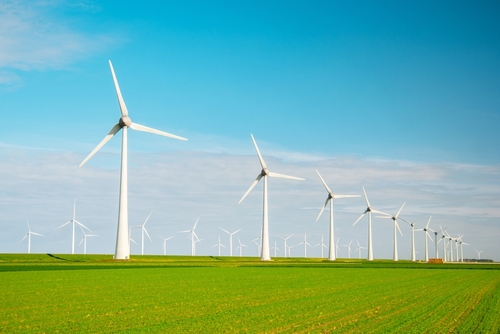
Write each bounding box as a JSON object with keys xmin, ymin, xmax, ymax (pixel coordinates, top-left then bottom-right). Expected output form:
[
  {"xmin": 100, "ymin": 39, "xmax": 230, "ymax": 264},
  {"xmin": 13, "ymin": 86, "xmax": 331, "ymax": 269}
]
[{"xmin": 1, "ymin": 254, "xmax": 499, "ymax": 333}]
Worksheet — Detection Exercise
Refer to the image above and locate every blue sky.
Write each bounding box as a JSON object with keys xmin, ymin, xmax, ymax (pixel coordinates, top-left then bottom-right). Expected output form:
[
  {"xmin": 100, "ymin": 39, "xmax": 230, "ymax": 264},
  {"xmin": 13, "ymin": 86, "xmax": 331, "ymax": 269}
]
[{"xmin": 1, "ymin": 1, "xmax": 499, "ymax": 260}]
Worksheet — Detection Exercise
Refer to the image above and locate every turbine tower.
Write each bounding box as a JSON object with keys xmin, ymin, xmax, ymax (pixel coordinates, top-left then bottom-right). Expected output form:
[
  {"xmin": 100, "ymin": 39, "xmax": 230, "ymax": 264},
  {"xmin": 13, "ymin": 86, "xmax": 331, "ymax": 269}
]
[
  {"xmin": 315, "ymin": 170, "xmax": 359, "ymax": 261},
  {"xmin": 378, "ymin": 203, "xmax": 405, "ymax": 261},
  {"xmin": 21, "ymin": 222, "xmax": 44, "ymax": 254},
  {"xmin": 220, "ymin": 228, "xmax": 242, "ymax": 257},
  {"xmin": 79, "ymin": 61, "xmax": 187, "ymax": 260},
  {"xmin": 238, "ymin": 134, "xmax": 304, "ymax": 261},
  {"xmin": 352, "ymin": 187, "xmax": 389, "ymax": 261},
  {"xmin": 55, "ymin": 200, "xmax": 91, "ymax": 254}
]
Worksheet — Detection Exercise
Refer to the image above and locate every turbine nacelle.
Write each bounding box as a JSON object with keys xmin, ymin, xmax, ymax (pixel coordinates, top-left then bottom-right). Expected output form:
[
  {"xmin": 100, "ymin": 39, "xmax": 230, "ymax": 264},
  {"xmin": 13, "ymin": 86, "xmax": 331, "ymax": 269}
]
[{"xmin": 119, "ymin": 116, "xmax": 132, "ymax": 127}]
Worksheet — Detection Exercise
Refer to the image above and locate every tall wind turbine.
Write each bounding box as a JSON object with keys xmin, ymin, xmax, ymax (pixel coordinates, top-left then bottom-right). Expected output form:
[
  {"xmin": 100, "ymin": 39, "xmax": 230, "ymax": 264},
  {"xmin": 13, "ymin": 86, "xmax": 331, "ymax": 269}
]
[
  {"xmin": 220, "ymin": 228, "xmax": 242, "ymax": 257},
  {"xmin": 352, "ymin": 187, "xmax": 389, "ymax": 261},
  {"xmin": 238, "ymin": 134, "xmax": 304, "ymax": 261},
  {"xmin": 158, "ymin": 235, "xmax": 174, "ymax": 256},
  {"xmin": 315, "ymin": 170, "xmax": 359, "ymax": 261},
  {"xmin": 79, "ymin": 61, "xmax": 187, "ymax": 260},
  {"xmin": 55, "ymin": 200, "xmax": 91, "ymax": 254},
  {"xmin": 212, "ymin": 235, "xmax": 226, "ymax": 256},
  {"xmin": 377, "ymin": 203, "xmax": 405, "ymax": 261},
  {"xmin": 131, "ymin": 212, "xmax": 153, "ymax": 255},
  {"xmin": 21, "ymin": 222, "xmax": 44, "ymax": 254},
  {"xmin": 236, "ymin": 237, "xmax": 247, "ymax": 257},
  {"xmin": 278, "ymin": 234, "xmax": 293, "ymax": 257},
  {"xmin": 180, "ymin": 218, "xmax": 200, "ymax": 256},
  {"xmin": 78, "ymin": 226, "xmax": 98, "ymax": 255},
  {"xmin": 401, "ymin": 217, "xmax": 418, "ymax": 262},
  {"xmin": 415, "ymin": 217, "xmax": 433, "ymax": 262}
]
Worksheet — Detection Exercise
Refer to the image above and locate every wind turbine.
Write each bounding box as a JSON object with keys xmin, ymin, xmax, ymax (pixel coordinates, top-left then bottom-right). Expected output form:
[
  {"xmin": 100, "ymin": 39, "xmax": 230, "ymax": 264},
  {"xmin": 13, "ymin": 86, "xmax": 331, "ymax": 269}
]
[
  {"xmin": 271, "ymin": 240, "xmax": 280, "ymax": 257},
  {"xmin": 342, "ymin": 240, "xmax": 353, "ymax": 259},
  {"xmin": 158, "ymin": 235, "xmax": 174, "ymax": 256},
  {"xmin": 335, "ymin": 237, "xmax": 341, "ymax": 256},
  {"xmin": 238, "ymin": 134, "xmax": 304, "ymax": 261},
  {"xmin": 251, "ymin": 237, "xmax": 261, "ymax": 256},
  {"xmin": 78, "ymin": 226, "xmax": 98, "ymax": 254},
  {"xmin": 415, "ymin": 217, "xmax": 433, "ymax": 262},
  {"xmin": 20, "ymin": 222, "xmax": 44, "ymax": 254},
  {"xmin": 475, "ymin": 250, "xmax": 483, "ymax": 260},
  {"xmin": 355, "ymin": 240, "xmax": 367, "ymax": 259},
  {"xmin": 315, "ymin": 170, "xmax": 359, "ymax": 261},
  {"xmin": 458, "ymin": 236, "xmax": 469, "ymax": 262},
  {"xmin": 220, "ymin": 228, "xmax": 242, "ymax": 257},
  {"xmin": 352, "ymin": 187, "xmax": 389, "ymax": 261},
  {"xmin": 377, "ymin": 203, "xmax": 405, "ymax": 262},
  {"xmin": 129, "ymin": 226, "xmax": 138, "ymax": 249},
  {"xmin": 79, "ymin": 61, "xmax": 187, "ymax": 260},
  {"xmin": 278, "ymin": 234, "xmax": 293, "ymax": 257},
  {"xmin": 440, "ymin": 226, "xmax": 448, "ymax": 262},
  {"xmin": 212, "ymin": 235, "xmax": 226, "ymax": 256},
  {"xmin": 236, "ymin": 237, "xmax": 247, "ymax": 257},
  {"xmin": 315, "ymin": 234, "xmax": 328, "ymax": 258},
  {"xmin": 131, "ymin": 212, "xmax": 153, "ymax": 255},
  {"xmin": 55, "ymin": 200, "xmax": 91, "ymax": 254},
  {"xmin": 180, "ymin": 218, "xmax": 200, "ymax": 256},
  {"xmin": 302, "ymin": 232, "xmax": 313, "ymax": 258},
  {"xmin": 401, "ymin": 217, "xmax": 417, "ymax": 262}
]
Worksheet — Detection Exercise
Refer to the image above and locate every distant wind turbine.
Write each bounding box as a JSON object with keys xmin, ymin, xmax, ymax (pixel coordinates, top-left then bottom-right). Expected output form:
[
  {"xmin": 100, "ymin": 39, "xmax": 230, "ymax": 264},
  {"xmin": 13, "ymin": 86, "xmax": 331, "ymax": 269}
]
[
  {"xmin": 278, "ymin": 234, "xmax": 293, "ymax": 257},
  {"xmin": 475, "ymin": 250, "xmax": 483, "ymax": 260},
  {"xmin": 212, "ymin": 235, "xmax": 226, "ymax": 256},
  {"xmin": 271, "ymin": 240, "xmax": 280, "ymax": 257},
  {"xmin": 158, "ymin": 235, "xmax": 174, "ymax": 256},
  {"xmin": 55, "ymin": 200, "xmax": 91, "ymax": 254},
  {"xmin": 238, "ymin": 134, "xmax": 304, "ymax": 261},
  {"xmin": 79, "ymin": 60, "xmax": 187, "ymax": 260},
  {"xmin": 342, "ymin": 240, "xmax": 353, "ymax": 259},
  {"xmin": 315, "ymin": 170, "xmax": 359, "ymax": 261},
  {"xmin": 353, "ymin": 187, "xmax": 389, "ymax": 261},
  {"xmin": 302, "ymin": 232, "xmax": 313, "ymax": 258},
  {"xmin": 180, "ymin": 218, "xmax": 200, "ymax": 256},
  {"xmin": 236, "ymin": 237, "xmax": 247, "ymax": 257},
  {"xmin": 377, "ymin": 203, "xmax": 405, "ymax": 262},
  {"xmin": 21, "ymin": 222, "xmax": 44, "ymax": 254},
  {"xmin": 355, "ymin": 240, "xmax": 367, "ymax": 259},
  {"xmin": 131, "ymin": 212, "xmax": 153, "ymax": 255},
  {"xmin": 78, "ymin": 226, "xmax": 98, "ymax": 255},
  {"xmin": 415, "ymin": 217, "xmax": 433, "ymax": 262},
  {"xmin": 220, "ymin": 228, "xmax": 242, "ymax": 257},
  {"xmin": 315, "ymin": 234, "xmax": 327, "ymax": 258}
]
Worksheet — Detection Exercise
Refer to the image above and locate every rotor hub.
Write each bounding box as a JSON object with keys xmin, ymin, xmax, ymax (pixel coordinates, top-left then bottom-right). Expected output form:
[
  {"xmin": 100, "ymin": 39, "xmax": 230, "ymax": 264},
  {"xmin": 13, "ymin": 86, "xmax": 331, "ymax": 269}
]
[
  {"xmin": 261, "ymin": 168, "xmax": 269, "ymax": 176},
  {"xmin": 119, "ymin": 116, "xmax": 132, "ymax": 127}
]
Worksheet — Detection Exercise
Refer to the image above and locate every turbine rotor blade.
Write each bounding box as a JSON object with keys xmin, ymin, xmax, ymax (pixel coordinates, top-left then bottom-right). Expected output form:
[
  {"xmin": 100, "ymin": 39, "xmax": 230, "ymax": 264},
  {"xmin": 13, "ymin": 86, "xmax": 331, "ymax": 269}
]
[
  {"xmin": 268, "ymin": 172, "xmax": 305, "ymax": 181},
  {"xmin": 130, "ymin": 122, "xmax": 187, "ymax": 141},
  {"xmin": 143, "ymin": 211, "xmax": 153, "ymax": 226},
  {"xmin": 193, "ymin": 217, "xmax": 200, "ymax": 230},
  {"xmin": 316, "ymin": 170, "xmax": 332, "ymax": 194},
  {"xmin": 395, "ymin": 202, "xmax": 406, "ymax": 218},
  {"xmin": 250, "ymin": 134, "xmax": 267, "ymax": 169},
  {"xmin": 79, "ymin": 123, "xmax": 121, "ymax": 167},
  {"xmin": 362, "ymin": 187, "xmax": 371, "ymax": 208},
  {"xmin": 333, "ymin": 194, "xmax": 361, "ymax": 199},
  {"xmin": 143, "ymin": 227, "xmax": 152, "ymax": 242},
  {"xmin": 75, "ymin": 220, "xmax": 92, "ymax": 232},
  {"xmin": 20, "ymin": 235, "xmax": 27, "ymax": 242},
  {"xmin": 108, "ymin": 60, "xmax": 129, "ymax": 117},
  {"xmin": 316, "ymin": 197, "xmax": 330, "ymax": 222},
  {"xmin": 352, "ymin": 212, "xmax": 366, "ymax": 226},
  {"xmin": 396, "ymin": 221, "xmax": 403, "ymax": 236},
  {"xmin": 238, "ymin": 174, "xmax": 263, "ymax": 204},
  {"xmin": 55, "ymin": 220, "xmax": 72, "ymax": 230}
]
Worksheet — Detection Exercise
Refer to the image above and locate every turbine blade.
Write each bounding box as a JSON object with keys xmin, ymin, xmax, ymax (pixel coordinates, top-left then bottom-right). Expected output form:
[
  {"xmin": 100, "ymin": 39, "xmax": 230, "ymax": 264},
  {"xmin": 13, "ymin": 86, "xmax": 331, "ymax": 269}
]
[
  {"xmin": 250, "ymin": 134, "xmax": 267, "ymax": 169},
  {"xmin": 316, "ymin": 170, "xmax": 332, "ymax": 194},
  {"xmin": 108, "ymin": 60, "xmax": 129, "ymax": 117},
  {"xmin": 352, "ymin": 212, "xmax": 366, "ymax": 226},
  {"xmin": 220, "ymin": 227, "xmax": 230, "ymax": 235},
  {"xmin": 55, "ymin": 220, "xmax": 72, "ymax": 230},
  {"xmin": 129, "ymin": 122, "xmax": 187, "ymax": 141},
  {"xmin": 372, "ymin": 209, "xmax": 391, "ymax": 216},
  {"xmin": 395, "ymin": 202, "xmax": 406, "ymax": 218},
  {"xmin": 316, "ymin": 197, "xmax": 330, "ymax": 222},
  {"xmin": 79, "ymin": 123, "xmax": 121, "ymax": 167},
  {"xmin": 362, "ymin": 186, "xmax": 371, "ymax": 208},
  {"xmin": 143, "ymin": 227, "xmax": 152, "ymax": 242},
  {"xmin": 238, "ymin": 174, "xmax": 263, "ymax": 204},
  {"xmin": 143, "ymin": 211, "xmax": 153, "ymax": 226},
  {"xmin": 75, "ymin": 220, "xmax": 92, "ymax": 232},
  {"xmin": 426, "ymin": 217, "xmax": 432, "ymax": 229},
  {"xmin": 31, "ymin": 232, "xmax": 44, "ymax": 237},
  {"xmin": 130, "ymin": 238, "xmax": 138, "ymax": 245},
  {"xmin": 396, "ymin": 221, "xmax": 403, "ymax": 236},
  {"xmin": 268, "ymin": 172, "xmax": 305, "ymax": 181},
  {"xmin": 193, "ymin": 217, "xmax": 200, "ymax": 230},
  {"xmin": 79, "ymin": 237, "xmax": 84, "ymax": 247},
  {"xmin": 333, "ymin": 194, "xmax": 361, "ymax": 199},
  {"xmin": 20, "ymin": 234, "xmax": 27, "ymax": 242}
]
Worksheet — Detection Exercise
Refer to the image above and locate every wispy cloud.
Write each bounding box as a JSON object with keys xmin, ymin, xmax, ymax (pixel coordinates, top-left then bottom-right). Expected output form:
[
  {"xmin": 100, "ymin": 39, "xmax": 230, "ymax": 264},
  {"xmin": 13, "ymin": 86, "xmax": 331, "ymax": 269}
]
[{"xmin": 0, "ymin": 0, "xmax": 118, "ymax": 84}]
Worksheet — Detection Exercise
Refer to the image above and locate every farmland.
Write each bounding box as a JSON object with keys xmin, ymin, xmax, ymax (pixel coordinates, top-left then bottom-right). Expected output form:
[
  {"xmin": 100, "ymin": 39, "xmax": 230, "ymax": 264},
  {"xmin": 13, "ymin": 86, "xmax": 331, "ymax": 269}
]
[{"xmin": 1, "ymin": 255, "xmax": 499, "ymax": 333}]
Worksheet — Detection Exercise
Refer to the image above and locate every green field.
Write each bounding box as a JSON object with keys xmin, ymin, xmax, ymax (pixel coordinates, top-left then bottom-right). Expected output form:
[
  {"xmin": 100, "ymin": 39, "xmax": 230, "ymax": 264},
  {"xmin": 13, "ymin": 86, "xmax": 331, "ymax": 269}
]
[{"xmin": 1, "ymin": 254, "xmax": 499, "ymax": 333}]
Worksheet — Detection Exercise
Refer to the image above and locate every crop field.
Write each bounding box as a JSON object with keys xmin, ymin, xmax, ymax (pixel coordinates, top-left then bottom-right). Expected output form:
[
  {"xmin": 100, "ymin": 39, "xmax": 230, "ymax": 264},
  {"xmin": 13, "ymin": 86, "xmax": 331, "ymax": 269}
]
[{"xmin": 1, "ymin": 254, "xmax": 499, "ymax": 333}]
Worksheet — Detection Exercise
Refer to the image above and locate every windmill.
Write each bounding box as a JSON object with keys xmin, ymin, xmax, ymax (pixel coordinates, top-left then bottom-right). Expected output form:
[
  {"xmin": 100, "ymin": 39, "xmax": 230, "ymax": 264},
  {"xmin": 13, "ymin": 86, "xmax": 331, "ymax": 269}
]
[
  {"xmin": 401, "ymin": 217, "xmax": 417, "ymax": 262},
  {"xmin": 352, "ymin": 187, "xmax": 389, "ymax": 261},
  {"xmin": 315, "ymin": 234, "xmax": 328, "ymax": 258},
  {"xmin": 271, "ymin": 240, "xmax": 280, "ymax": 257},
  {"xmin": 78, "ymin": 226, "xmax": 98, "ymax": 255},
  {"xmin": 79, "ymin": 61, "xmax": 187, "ymax": 260},
  {"xmin": 475, "ymin": 250, "xmax": 483, "ymax": 260},
  {"xmin": 355, "ymin": 240, "xmax": 367, "ymax": 259},
  {"xmin": 212, "ymin": 235, "xmax": 226, "ymax": 256},
  {"xmin": 180, "ymin": 218, "xmax": 200, "ymax": 256},
  {"xmin": 415, "ymin": 217, "xmax": 433, "ymax": 262},
  {"xmin": 220, "ymin": 228, "xmax": 242, "ymax": 257},
  {"xmin": 342, "ymin": 240, "xmax": 353, "ymax": 259},
  {"xmin": 20, "ymin": 222, "xmax": 44, "ymax": 254},
  {"xmin": 236, "ymin": 238, "xmax": 247, "ymax": 257},
  {"xmin": 131, "ymin": 212, "xmax": 153, "ymax": 255},
  {"xmin": 278, "ymin": 234, "xmax": 293, "ymax": 257},
  {"xmin": 55, "ymin": 200, "xmax": 91, "ymax": 254},
  {"xmin": 315, "ymin": 170, "xmax": 359, "ymax": 261},
  {"xmin": 158, "ymin": 235, "xmax": 174, "ymax": 256},
  {"xmin": 377, "ymin": 203, "xmax": 405, "ymax": 261},
  {"xmin": 238, "ymin": 134, "xmax": 304, "ymax": 261}
]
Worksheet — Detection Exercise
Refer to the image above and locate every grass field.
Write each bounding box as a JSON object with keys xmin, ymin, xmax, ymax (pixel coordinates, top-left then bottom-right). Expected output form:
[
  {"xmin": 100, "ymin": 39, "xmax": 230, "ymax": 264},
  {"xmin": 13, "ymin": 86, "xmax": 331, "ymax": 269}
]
[{"xmin": 1, "ymin": 254, "xmax": 499, "ymax": 333}]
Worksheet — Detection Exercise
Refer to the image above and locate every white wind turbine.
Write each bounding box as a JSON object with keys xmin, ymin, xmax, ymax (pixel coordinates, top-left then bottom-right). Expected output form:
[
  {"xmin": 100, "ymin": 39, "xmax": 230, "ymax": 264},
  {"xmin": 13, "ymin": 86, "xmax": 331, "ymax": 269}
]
[
  {"xmin": 238, "ymin": 134, "xmax": 304, "ymax": 261},
  {"xmin": 377, "ymin": 203, "xmax": 405, "ymax": 262},
  {"xmin": 236, "ymin": 237, "xmax": 247, "ymax": 257},
  {"xmin": 315, "ymin": 170, "xmax": 359, "ymax": 261},
  {"xmin": 302, "ymin": 232, "xmax": 313, "ymax": 258},
  {"xmin": 158, "ymin": 235, "xmax": 174, "ymax": 256},
  {"xmin": 335, "ymin": 237, "xmax": 341, "ymax": 256},
  {"xmin": 315, "ymin": 234, "xmax": 328, "ymax": 258},
  {"xmin": 475, "ymin": 250, "xmax": 483, "ymax": 260},
  {"xmin": 78, "ymin": 226, "xmax": 98, "ymax": 255},
  {"xmin": 251, "ymin": 237, "xmax": 261, "ymax": 256},
  {"xmin": 131, "ymin": 212, "xmax": 153, "ymax": 255},
  {"xmin": 415, "ymin": 217, "xmax": 433, "ymax": 262},
  {"xmin": 55, "ymin": 200, "xmax": 91, "ymax": 255},
  {"xmin": 342, "ymin": 240, "xmax": 353, "ymax": 259},
  {"xmin": 355, "ymin": 240, "xmax": 367, "ymax": 259},
  {"xmin": 212, "ymin": 235, "xmax": 226, "ymax": 256},
  {"xmin": 271, "ymin": 240, "xmax": 280, "ymax": 257},
  {"xmin": 180, "ymin": 218, "xmax": 200, "ymax": 256},
  {"xmin": 278, "ymin": 234, "xmax": 293, "ymax": 257},
  {"xmin": 21, "ymin": 222, "xmax": 44, "ymax": 254},
  {"xmin": 220, "ymin": 228, "xmax": 242, "ymax": 257},
  {"xmin": 401, "ymin": 217, "xmax": 418, "ymax": 262},
  {"xmin": 458, "ymin": 236, "xmax": 469, "ymax": 262},
  {"xmin": 79, "ymin": 61, "xmax": 187, "ymax": 260},
  {"xmin": 352, "ymin": 187, "xmax": 389, "ymax": 261},
  {"xmin": 440, "ymin": 226, "xmax": 448, "ymax": 262}
]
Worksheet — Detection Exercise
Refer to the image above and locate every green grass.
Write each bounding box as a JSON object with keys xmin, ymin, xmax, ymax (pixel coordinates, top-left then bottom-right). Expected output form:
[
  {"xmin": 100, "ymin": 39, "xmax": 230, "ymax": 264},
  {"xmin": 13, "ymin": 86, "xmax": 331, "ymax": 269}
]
[{"xmin": 1, "ymin": 254, "xmax": 499, "ymax": 333}]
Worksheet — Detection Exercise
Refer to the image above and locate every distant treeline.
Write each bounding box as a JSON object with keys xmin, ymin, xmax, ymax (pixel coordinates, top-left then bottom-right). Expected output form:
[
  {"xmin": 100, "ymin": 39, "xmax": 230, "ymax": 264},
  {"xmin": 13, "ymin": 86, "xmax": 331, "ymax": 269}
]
[{"xmin": 463, "ymin": 259, "xmax": 494, "ymax": 262}]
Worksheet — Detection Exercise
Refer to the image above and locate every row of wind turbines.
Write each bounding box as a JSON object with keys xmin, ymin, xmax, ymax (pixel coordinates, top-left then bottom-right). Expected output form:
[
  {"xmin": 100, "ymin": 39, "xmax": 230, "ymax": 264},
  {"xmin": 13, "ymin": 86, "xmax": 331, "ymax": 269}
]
[{"xmin": 29, "ymin": 60, "xmax": 479, "ymax": 262}]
